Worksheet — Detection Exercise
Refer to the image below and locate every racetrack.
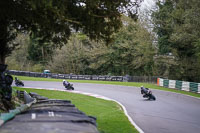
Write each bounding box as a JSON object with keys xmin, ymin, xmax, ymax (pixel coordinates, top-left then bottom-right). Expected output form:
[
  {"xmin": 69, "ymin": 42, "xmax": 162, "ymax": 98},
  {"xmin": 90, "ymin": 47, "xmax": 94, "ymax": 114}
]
[{"xmin": 18, "ymin": 81, "xmax": 200, "ymax": 133}]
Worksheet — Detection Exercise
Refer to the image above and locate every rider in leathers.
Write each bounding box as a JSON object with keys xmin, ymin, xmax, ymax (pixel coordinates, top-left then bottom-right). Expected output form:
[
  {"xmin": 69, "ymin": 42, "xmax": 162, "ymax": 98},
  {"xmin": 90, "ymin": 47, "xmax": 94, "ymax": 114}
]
[
  {"xmin": 141, "ymin": 86, "xmax": 150, "ymax": 97},
  {"xmin": 63, "ymin": 80, "xmax": 69, "ymax": 88}
]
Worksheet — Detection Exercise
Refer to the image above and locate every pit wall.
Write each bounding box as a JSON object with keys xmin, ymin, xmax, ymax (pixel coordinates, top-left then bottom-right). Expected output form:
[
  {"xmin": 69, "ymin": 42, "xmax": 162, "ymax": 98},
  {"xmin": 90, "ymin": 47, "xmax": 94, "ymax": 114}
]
[{"xmin": 157, "ymin": 78, "xmax": 200, "ymax": 93}]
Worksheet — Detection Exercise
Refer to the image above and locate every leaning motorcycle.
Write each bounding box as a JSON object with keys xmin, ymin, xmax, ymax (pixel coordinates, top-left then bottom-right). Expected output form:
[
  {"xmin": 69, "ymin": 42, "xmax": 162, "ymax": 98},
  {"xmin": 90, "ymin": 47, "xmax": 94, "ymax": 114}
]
[
  {"xmin": 141, "ymin": 89, "xmax": 156, "ymax": 100},
  {"xmin": 15, "ymin": 80, "xmax": 24, "ymax": 86},
  {"xmin": 64, "ymin": 83, "xmax": 74, "ymax": 90}
]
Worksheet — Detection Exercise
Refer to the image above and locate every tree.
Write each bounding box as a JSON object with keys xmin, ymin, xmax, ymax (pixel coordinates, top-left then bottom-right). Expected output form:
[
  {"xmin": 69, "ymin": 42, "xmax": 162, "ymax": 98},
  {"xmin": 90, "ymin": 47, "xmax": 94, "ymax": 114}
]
[
  {"xmin": 6, "ymin": 34, "xmax": 31, "ymax": 70},
  {"xmin": 152, "ymin": 0, "xmax": 175, "ymax": 55},
  {"xmin": 152, "ymin": 0, "xmax": 200, "ymax": 82},
  {"xmin": 0, "ymin": 0, "xmax": 142, "ymax": 64},
  {"xmin": 5, "ymin": 33, "xmax": 45, "ymax": 72},
  {"xmin": 169, "ymin": 0, "xmax": 200, "ymax": 81},
  {"xmin": 47, "ymin": 16, "xmax": 155, "ymax": 76},
  {"xmin": 89, "ymin": 16, "xmax": 155, "ymax": 76},
  {"xmin": 48, "ymin": 34, "xmax": 93, "ymax": 74},
  {"xmin": 27, "ymin": 32, "xmax": 55, "ymax": 64}
]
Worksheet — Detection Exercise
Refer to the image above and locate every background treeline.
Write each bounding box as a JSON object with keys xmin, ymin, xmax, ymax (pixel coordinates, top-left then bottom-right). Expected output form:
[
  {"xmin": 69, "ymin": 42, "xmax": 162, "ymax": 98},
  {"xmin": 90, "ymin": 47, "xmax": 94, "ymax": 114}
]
[
  {"xmin": 151, "ymin": 0, "xmax": 200, "ymax": 82},
  {"xmin": 6, "ymin": 0, "xmax": 200, "ymax": 82},
  {"xmin": 6, "ymin": 16, "xmax": 156, "ymax": 76}
]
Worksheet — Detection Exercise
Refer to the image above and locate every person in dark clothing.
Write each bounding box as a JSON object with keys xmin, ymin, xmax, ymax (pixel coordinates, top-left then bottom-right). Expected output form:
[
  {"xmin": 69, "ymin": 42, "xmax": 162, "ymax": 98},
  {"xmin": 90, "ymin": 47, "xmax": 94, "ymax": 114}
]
[
  {"xmin": 14, "ymin": 77, "xmax": 24, "ymax": 86},
  {"xmin": 63, "ymin": 80, "xmax": 69, "ymax": 87},
  {"xmin": 141, "ymin": 86, "xmax": 150, "ymax": 97},
  {"xmin": 140, "ymin": 86, "xmax": 156, "ymax": 100},
  {"xmin": 15, "ymin": 77, "xmax": 19, "ymax": 83}
]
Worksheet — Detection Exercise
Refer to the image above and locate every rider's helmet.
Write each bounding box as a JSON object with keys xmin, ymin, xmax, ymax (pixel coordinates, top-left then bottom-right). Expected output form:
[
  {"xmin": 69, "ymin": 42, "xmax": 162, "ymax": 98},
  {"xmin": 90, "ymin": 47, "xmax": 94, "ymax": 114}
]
[
  {"xmin": 63, "ymin": 80, "xmax": 66, "ymax": 82},
  {"xmin": 141, "ymin": 86, "xmax": 144, "ymax": 89}
]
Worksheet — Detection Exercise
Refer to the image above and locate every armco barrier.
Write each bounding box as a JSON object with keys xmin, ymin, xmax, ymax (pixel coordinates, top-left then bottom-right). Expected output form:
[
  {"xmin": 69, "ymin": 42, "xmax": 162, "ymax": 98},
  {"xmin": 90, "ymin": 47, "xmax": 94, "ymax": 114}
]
[
  {"xmin": 6, "ymin": 70, "xmax": 157, "ymax": 83},
  {"xmin": 158, "ymin": 78, "xmax": 200, "ymax": 93}
]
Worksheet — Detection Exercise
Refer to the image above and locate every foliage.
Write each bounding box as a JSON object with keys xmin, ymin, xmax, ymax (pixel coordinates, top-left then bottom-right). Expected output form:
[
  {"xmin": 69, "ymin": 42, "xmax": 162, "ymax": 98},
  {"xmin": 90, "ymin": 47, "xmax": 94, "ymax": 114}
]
[
  {"xmin": 152, "ymin": 0, "xmax": 200, "ymax": 82},
  {"xmin": 0, "ymin": 0, "xmax": 142, "ymax": 64},
  {"xmin": 152, "ymin": 0, "xmax": 175, "ymax": 55},
  {"xmin": 27, "ymin": 32, "xmax": 55, "ymax": 64},
  {"xmin": 89, "ymin": 16, "xmax": 155, "ymax": 75},
  {"xmin": 153, "ymin": 55, "xmax": 177, "ymax": 78},
  {"xmin": 47, "ymin": 16, "xmax": 155, "ymax": 76},
  {"xmin": 6, "ymin": 34, "xmax": 44, "ymax": 72},
  {"xmin": 0, "ymin": 88, "xmax": 24, "ymax": 112},
  {"xmin": 48, "ymin": 34, "xmax": 92, "ymax": 74},
  {"xmin": 6, "ymin": 34, "xmax": 31, "ymax": 70}
]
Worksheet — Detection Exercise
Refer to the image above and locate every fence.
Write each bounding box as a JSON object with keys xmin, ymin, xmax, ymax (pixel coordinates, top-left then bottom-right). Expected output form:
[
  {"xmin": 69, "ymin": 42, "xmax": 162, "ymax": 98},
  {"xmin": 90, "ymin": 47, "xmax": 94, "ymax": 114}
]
[
  {"xmin": 6, "ymin": 70, "xmax": 158, "ymax": 83},
  {"xmin": 157, "ymin": 78, "xmax": 200, "ymax": 93}
]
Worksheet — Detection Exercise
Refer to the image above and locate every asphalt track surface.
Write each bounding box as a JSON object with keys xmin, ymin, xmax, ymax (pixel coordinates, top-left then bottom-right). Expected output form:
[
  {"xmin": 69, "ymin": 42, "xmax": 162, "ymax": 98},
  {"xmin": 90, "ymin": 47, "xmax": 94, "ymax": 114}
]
[{"xmin": 18, "ymin": 81, "xmax": 200, "ymax": 133}]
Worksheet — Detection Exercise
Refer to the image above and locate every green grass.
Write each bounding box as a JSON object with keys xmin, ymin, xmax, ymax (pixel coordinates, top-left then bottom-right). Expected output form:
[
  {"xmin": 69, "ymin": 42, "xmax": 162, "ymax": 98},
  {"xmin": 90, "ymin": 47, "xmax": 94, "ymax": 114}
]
[
  {"xmin": 14, "ymin": 75, "xmax": 200, "ymax": 98},
  {"xmin": 14, "ymin": 87, "xmax": 138, "ymax": 133}
]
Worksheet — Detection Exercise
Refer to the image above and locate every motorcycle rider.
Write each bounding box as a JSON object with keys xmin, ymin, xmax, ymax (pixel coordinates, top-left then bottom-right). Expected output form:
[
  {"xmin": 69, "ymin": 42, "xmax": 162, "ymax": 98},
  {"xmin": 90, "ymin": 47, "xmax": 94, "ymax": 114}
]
[
  {"xmin": 140, "ymin": 86, "xmax": 156, "ymax": 100},
  {"xmin": 15, "ymin": 77, "xmax": 24, "ymax": 86},
  {"xmin": 63, "ymin": 80, "xmax": 69, "ymax": 88},
  {"xmin": 15, "ymin": 77, "xmax": 19, "ymax": 84},
  {"xmin": 141, "ymin": 86, "xmax": 150, "ymax": 97}
]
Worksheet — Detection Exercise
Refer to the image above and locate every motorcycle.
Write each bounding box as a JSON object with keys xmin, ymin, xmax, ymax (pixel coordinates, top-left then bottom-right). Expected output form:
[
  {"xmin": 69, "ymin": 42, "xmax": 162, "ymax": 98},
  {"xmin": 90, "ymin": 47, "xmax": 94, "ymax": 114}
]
[
  {"xmin": 141, "ymin": 87, "xmax": 156, "ymax": 100},
  {"xmin": 63, "ymin": 82, "xmax": 74, "ymax": 90},
  {"xmin": 15, "ymin": 79, "xmax": 24, "ymax": 86}
]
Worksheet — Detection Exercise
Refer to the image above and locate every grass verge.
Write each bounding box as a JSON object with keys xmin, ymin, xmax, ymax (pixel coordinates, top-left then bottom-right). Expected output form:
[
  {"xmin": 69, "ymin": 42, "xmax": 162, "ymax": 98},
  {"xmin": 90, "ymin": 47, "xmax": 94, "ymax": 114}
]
[
  {"xmin": 14, "ymin": 75, "xmax": 200, "ymax": 98},
  {"xmin": 14, "ymin": 87, "xmax": 138, "ymax": 133}
]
